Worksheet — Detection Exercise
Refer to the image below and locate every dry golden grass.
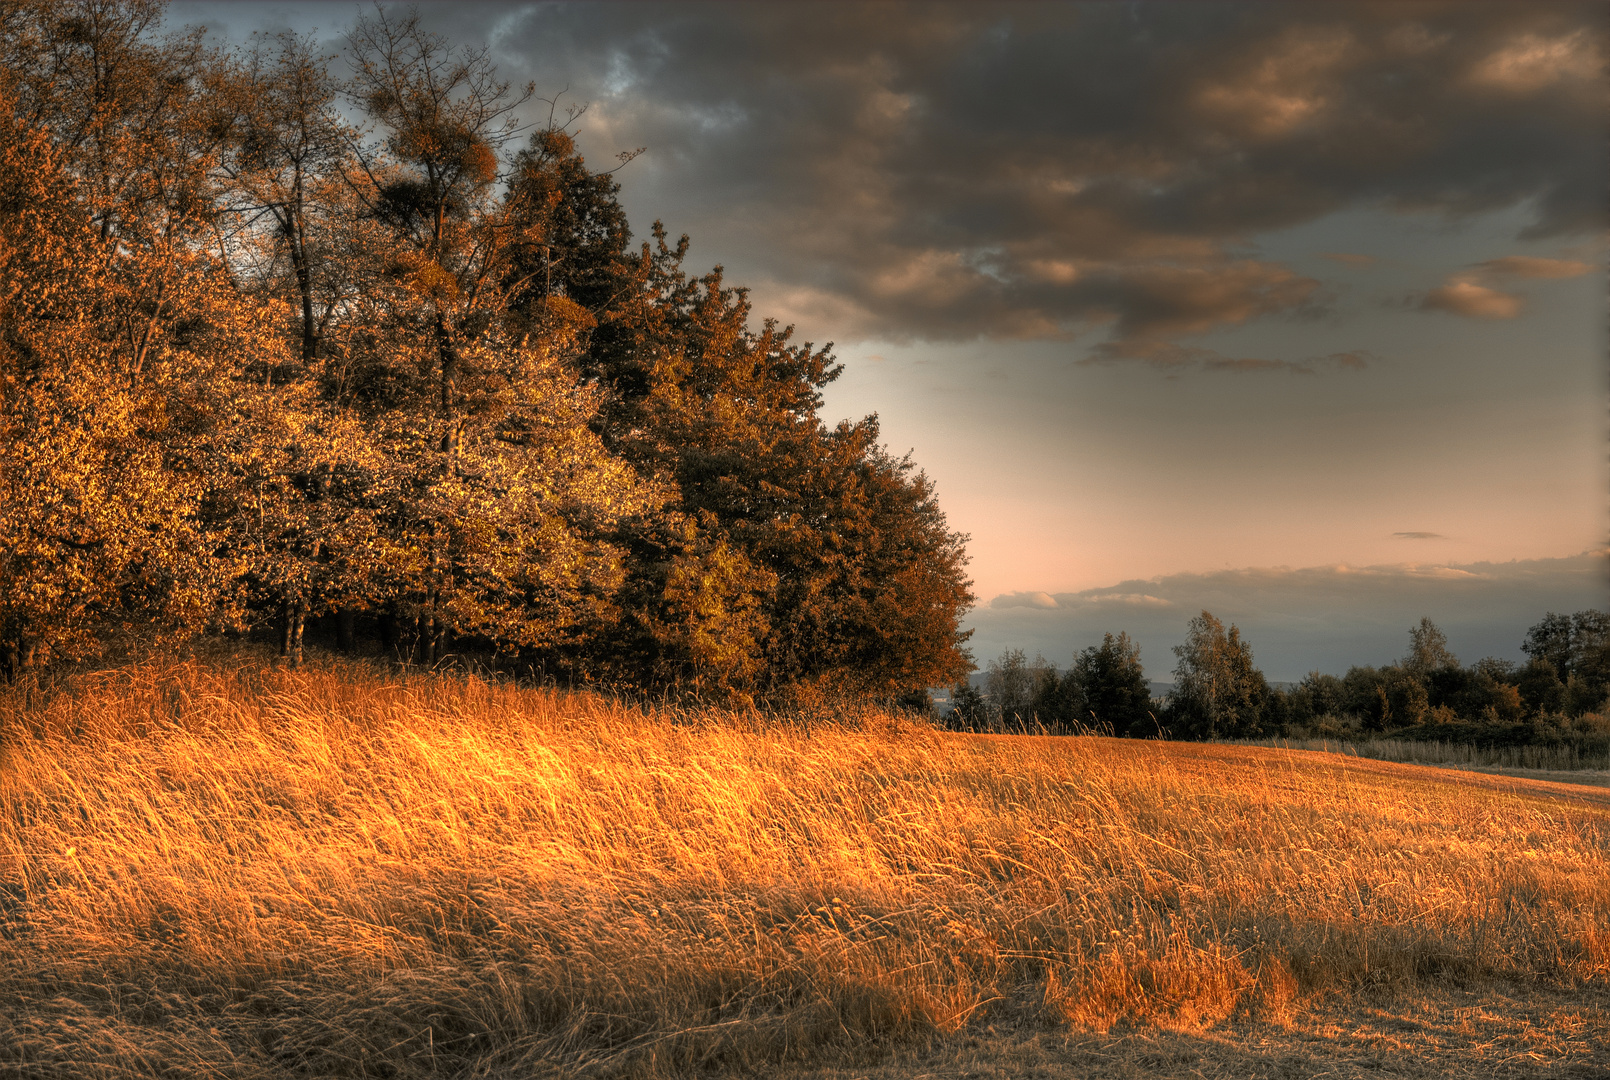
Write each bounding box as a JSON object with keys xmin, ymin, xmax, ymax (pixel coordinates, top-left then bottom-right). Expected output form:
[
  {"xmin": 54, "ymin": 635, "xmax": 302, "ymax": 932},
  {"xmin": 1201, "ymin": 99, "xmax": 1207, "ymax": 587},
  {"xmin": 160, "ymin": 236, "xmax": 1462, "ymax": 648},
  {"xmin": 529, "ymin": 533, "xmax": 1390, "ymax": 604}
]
[{"xmin": 0, "ymin": 653, "xmax": 1607, "ymax": 1078}]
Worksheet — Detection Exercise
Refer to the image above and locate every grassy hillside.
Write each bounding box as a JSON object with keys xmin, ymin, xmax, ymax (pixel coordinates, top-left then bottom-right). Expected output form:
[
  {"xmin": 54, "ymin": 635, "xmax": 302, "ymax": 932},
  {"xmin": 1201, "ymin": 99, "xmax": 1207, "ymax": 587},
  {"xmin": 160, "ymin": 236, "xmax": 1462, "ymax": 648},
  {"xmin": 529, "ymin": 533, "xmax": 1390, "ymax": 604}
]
[{"xmin": 0, "ymin": 655, "xmax": 1606, "ymax": 1078}]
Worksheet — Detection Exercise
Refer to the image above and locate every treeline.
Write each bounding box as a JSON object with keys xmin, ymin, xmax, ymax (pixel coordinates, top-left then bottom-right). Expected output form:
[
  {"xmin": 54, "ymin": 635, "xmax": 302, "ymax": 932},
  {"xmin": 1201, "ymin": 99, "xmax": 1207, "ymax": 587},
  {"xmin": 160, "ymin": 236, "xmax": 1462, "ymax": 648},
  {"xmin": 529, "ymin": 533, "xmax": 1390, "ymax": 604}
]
[
  {"xmin": 0, "ymin": 2, "xmax": 974, "ymax": 701},
  {"xmin": 952, "ymin": 610, "xmax": 1610, "ymax": 746}
]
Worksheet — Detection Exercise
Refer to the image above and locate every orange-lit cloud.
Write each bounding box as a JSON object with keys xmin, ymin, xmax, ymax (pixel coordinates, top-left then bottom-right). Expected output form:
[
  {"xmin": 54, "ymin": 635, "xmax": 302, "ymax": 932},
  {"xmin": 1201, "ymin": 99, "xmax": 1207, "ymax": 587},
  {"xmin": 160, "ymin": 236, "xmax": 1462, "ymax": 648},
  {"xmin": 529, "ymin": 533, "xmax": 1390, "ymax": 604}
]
[
  {"xmin": 1416, "ymin": 254, "xmax": 1596, "ymax": 320},
  {"xmin": 1477, "ymin": 256, "xmax": 1595, "ymax": 280},
  {"xmin": 1191, "ymin": 25, "xmax": 1357, "ymax": 139},
  {"xmin": 1470, "ymin": 29, "xmax": 1604, "ymax": 95},
  {"xmin": 1420, "ymin": 278, "xmax": 1523, "ymax": 319}
]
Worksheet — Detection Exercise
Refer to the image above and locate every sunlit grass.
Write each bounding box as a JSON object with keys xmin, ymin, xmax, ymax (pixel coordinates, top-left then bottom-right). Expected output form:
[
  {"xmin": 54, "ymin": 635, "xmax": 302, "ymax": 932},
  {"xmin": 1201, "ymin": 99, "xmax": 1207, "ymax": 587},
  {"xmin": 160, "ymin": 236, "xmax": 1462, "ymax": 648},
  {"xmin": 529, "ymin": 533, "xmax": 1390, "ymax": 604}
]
[{"xmin": 0, "ymin": 653, "xmax": 1606, "ymax": 1077}]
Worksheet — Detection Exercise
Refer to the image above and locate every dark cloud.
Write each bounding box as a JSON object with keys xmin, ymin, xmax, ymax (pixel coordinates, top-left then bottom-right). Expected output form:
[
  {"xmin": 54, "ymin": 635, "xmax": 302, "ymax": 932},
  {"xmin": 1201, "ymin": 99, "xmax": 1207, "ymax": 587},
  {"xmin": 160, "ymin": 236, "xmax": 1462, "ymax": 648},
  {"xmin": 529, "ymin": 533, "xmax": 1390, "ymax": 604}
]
[
  {"xmin": 175, "ymin": 3, "xmax": 1603, "ymax": 356},
  {"xmin": 469, "ymin": 2, "xmax": 1604, "ymax": 354},
  {"xmin": 1394, "ymin": 531, "xmax": 1446, "ymax": 540},
  {"xmin": 966, "ymin": 550, "xmax": 1609, "ymax": 682}
]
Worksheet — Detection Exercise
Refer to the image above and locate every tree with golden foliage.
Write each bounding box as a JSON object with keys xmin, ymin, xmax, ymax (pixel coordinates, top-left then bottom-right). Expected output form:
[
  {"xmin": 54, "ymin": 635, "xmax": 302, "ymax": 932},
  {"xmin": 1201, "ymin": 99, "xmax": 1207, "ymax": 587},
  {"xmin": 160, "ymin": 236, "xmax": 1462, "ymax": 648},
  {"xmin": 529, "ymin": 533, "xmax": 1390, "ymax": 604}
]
[{"xmin": 1, "ymin": 0, "xmax": 976, "ymax": 700}]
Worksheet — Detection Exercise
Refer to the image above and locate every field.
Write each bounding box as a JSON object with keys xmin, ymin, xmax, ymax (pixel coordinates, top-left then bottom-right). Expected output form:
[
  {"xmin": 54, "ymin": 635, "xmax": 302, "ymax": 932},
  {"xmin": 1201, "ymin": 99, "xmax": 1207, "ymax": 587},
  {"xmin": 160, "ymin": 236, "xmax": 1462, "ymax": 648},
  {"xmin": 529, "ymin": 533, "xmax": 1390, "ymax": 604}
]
[{"xmin": 0, "ymin": 656, "xmax": 1607, "ymax": 1078}]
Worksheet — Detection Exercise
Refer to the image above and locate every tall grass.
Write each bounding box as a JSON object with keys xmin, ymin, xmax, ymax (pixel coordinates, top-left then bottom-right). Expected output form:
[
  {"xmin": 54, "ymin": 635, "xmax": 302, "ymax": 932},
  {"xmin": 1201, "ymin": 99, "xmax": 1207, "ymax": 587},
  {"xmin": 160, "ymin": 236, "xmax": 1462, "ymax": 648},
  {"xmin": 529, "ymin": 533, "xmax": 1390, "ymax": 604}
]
[
  {"xmin": 1247, "ymin": 736, "xmax": 1610, "ymax": 773},
  {"xmin": 0, "ymin": 653, "xmax": 1607, "ymax": 1078}
]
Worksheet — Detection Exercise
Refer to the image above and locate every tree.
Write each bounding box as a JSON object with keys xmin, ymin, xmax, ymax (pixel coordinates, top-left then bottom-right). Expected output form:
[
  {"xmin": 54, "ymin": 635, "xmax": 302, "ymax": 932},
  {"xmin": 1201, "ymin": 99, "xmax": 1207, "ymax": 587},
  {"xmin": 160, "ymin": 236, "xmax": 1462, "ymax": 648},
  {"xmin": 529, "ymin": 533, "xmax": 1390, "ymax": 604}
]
[
  {"xmin": 1516, "ymin": 659, "xmax": 1566, "ymax": 716},
  {"xmin": 570, "ymin": 220, "xmax": 973, "ymax": 699},
  {"xmin": 1070, "ymin": 632, "xmax": 1152, "ymax": 737},
  {"xmin": 0, "ymin": 0, "xmax": 978, "ymax": 694},
  {"xmin": 333, "ymin": 6, "xmax": 661, "ymax": 667},
  {"xmin": 1521, "ymin": 610, "xmax": 1609, "ymax": 717},
  {"xmin": 1167, "ymin": 611, "xmax": 1268, "ymax": 739},
  {"xmin": 947, "ymin": 678, "xmax": 988, "ymax": 731},
  {"xmin": 1289, "ymin": 671, "xmax": 1345, "ymax": 724},
  {"xmin": 1523, "ymin": 610, "xmax": 1609, "ymax": 683},
  {"xmin": 221, "ymin": 29, "xmax": 355, "ymax": 363},
  {"xmin": 986, "ymin": 648, "xmax": 1049, "ymax": 730},
  {"xmin": 1522, "ymin": 612, "xmax": 1575, "ymax": 676},
  {"xmin": 504, "ymin": 123, "xmax": 637, "ymax": 322},
  {"xmin": 1402, "ymin": 617, "xmax": 1458, "ymax": 676},
  {"xmin": 0, "ymin": 82, "xmax": 282, "ymax": 676}
]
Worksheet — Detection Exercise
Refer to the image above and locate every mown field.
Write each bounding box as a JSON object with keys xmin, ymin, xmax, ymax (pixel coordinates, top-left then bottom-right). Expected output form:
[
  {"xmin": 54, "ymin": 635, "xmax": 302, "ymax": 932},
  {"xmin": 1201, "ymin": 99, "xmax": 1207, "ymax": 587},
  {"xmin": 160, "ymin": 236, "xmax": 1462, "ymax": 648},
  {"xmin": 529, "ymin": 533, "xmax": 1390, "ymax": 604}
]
[{"xmin": 0, "ymin": 655, "xmax": 1607, "ymax": 1078}]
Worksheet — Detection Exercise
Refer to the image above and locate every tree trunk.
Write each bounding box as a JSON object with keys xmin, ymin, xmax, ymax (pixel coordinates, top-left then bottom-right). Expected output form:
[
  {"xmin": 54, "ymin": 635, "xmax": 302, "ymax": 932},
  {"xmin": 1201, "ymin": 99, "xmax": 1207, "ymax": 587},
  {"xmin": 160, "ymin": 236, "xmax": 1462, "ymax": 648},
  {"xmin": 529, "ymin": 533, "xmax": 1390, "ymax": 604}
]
[
  {"xmin": 336, "ymin": 607, "xmax": 357, "ymax": 653},
  {"xmin": 279, "ymin": 595, "xmax": 307, "ymax": 666},
  {"xmin": 279, "ymin": 598, "xmax": 293, "ymax": 659},
  {"xmin": 291, "ymin": 238, "xmax": 318, "ymax": 362},
  {"xmin": 289, "ymin": 601, "xmax": 306, "ymax": 667},
  {"xmin": 380, "ymin": 610, "xmax": 404, "ymax": 665}
]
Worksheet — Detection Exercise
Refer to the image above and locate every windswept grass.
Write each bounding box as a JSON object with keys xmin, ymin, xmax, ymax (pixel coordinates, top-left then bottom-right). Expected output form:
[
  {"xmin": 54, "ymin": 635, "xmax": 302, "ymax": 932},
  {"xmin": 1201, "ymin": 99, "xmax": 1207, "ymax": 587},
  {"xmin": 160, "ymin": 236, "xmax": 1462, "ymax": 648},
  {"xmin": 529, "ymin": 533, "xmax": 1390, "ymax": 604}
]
[{"xmin": 0, "ymin": 654, "xmax": 1607, "ymax": 1078}]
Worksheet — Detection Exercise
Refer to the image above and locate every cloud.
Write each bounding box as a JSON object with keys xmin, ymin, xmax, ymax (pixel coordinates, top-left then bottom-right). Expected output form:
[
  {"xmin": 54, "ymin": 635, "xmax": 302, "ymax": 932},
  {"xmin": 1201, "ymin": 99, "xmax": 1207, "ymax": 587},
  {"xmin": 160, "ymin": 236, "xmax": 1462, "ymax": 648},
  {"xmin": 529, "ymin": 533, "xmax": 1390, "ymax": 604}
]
[
  {"xmin": 965, "ymin": 550, "xmax": 1608, "ymax": 682},
  {"xmin": 470, "ymin": 3, "xmax": 1604, "ymax": 346},
  {"xmin": 1413, "ymin": 252, "xmax": 1596, "ymax": 320},
  {"xmin": 1082, "ymin": 340, "xmax": 1372, "ymax": 375},
  {"xmin": 1419, "ymin": 278, "xmax": 1524, "ymax": 319},
  {"xmin": 1469, "ymin": 28, "xmax": 1605, "ymax": 94},
  {"xmin": 1321, "ymin": 252, "xmax": 1377, "ymax": 268},
  {"xmin": 1477, "ymin": 255, "xmax": 1596, "ymax": 279},
  {"xmin": 992, "ymin": 591, "xmax": 1061, "ymax": 610},
  {"xmin": 1394, "ymin": 531, "xmax": 1446, "ymax": 539}
]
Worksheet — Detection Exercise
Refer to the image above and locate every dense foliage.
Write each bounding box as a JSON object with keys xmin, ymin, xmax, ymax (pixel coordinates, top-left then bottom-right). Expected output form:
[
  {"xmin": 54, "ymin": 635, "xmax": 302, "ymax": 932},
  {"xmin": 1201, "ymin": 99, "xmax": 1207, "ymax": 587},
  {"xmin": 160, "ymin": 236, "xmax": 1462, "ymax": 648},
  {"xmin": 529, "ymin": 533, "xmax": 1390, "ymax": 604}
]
[{"xmin": 0, "ymin": 1, "xmax": 974, "ymax": 701}]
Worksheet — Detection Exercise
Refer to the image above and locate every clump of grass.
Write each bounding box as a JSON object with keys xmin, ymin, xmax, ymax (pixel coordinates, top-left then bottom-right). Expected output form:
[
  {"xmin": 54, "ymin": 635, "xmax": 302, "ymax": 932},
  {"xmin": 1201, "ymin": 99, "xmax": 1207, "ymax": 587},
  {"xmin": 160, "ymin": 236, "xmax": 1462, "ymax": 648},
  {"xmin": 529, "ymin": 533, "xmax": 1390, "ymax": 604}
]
[{"xmin": 0, "ymin": 653, "xmax": 1607, "ymax": 1078}]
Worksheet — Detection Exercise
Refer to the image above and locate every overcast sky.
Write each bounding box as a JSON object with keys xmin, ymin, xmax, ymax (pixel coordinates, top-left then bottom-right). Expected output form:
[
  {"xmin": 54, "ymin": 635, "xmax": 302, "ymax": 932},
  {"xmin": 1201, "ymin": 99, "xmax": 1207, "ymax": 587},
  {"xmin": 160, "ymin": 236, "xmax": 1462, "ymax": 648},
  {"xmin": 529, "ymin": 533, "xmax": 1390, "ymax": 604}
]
[{"xmin": 172, "ymin": 1, "xmax": 1608, "ymax": 680}]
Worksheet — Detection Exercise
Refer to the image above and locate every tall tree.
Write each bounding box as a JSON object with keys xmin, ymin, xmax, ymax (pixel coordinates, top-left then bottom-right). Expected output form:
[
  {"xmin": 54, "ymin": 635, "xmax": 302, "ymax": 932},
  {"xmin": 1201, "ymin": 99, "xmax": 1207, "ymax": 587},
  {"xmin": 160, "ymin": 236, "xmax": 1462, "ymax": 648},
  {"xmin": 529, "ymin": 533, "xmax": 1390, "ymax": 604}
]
[
  {"xmin": 1072, "ymin": 632, "xmax": 1152, "ymax": 737},
  {"xmin": 573, "ymin": 225, "xmax": 974, "ymax": 699},
  {"xmin": 0, "ymin": 83, "xmax": 282, "ymax": 675},
  {"xmin": 221, "ymin": 30, "xmax": 355, "ymax": 363},
  {"xmin": 338, "ymin": 7, "xmax": 658, "ymax": 666},
  {"xmin": 1402, "ymin": 616, "xmax": 1459, "ymax": 677},
  {"xmin": 1167, "ymin": 611, "xmax": 1269, "ymax": 739}
]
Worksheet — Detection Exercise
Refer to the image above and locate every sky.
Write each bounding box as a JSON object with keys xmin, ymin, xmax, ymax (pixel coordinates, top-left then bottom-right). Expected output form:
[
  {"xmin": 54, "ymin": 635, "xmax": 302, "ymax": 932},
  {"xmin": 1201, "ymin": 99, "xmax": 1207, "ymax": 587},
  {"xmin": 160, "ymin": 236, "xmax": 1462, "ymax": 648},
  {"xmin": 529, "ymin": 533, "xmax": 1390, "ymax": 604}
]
[{"xmin": 170, "ymin": 1, "xmax": 1608, "ymax": 681}]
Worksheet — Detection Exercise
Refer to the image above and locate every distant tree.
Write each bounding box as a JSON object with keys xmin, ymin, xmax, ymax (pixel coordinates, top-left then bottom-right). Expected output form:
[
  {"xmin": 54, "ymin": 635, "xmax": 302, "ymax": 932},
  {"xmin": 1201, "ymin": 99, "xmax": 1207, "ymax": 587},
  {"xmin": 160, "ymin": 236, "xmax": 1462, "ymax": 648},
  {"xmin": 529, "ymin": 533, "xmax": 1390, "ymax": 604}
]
[
  {"xmin": 1516, "ymin": 659, "xmax": 1567, "ymax": 716},
  {"xmin": 1031, "ymin": 665, "xmax": 1081, "ymax": 732},
  {"xmin": 1071, "ymin": 632, "xmax": 1152, "ymax": 737},
  {"xmin": 1570, "ymin": 611, "xmax": 1610, "ymax": 684},
  {"xmin": 1380, "ymin": 667, "xmax": 1430, "ymax": 728},
  {"xmin": 1522, "ymin": 613, "xmax": 1575, "ymax": 677},
  {"xmin": 1402, "ymin": 617, "xmax": 1459, "ymax": 676},
  {"xmin": 1290, "ymin": 671, "xmax": 1345, "ymax": 724},
  {"xmin": 1565, "ymin": 674, "xmax": 1607, "ymax": 718},
  {"xmin": 986, "ymin": 648, "xmax": 1054, "ymax": 730},
  {"xmin": 1166, "ymin": 612, "xmax": 1269, "ymax": 739},
  {"xmin": 1521, "ymin": 610, "xmax": 1609, "ymax": 717},
  {"xmin": 947, "ymin": 678, "xmax": 988, "ymax": 731},
  {"xmin": 1447, "ymin": 658, "xmax": 1524, "ymax": 723}
]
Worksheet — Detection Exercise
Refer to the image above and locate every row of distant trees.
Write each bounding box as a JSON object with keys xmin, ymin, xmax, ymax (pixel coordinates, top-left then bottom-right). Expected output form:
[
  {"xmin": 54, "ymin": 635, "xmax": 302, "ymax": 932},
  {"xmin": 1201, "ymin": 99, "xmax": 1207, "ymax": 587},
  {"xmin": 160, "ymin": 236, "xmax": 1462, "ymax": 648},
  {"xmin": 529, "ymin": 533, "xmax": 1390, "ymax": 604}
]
[
  {"xmin": 0, "ymin": 2, "xmax": 974, "ymax": 701},
  {"xmin": 949, "ymin": 610, "xmax": 1610, "ymax": 740}
]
